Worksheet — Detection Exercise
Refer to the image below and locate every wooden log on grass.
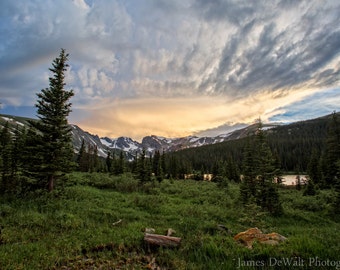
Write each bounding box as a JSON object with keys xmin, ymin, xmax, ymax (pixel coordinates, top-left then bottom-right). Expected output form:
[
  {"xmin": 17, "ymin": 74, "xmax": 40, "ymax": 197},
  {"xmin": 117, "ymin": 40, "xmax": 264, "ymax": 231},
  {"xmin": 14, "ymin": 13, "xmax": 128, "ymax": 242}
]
[{"xmin": 144, "ymin": 233, "xmax": 181, "ymax": 247}]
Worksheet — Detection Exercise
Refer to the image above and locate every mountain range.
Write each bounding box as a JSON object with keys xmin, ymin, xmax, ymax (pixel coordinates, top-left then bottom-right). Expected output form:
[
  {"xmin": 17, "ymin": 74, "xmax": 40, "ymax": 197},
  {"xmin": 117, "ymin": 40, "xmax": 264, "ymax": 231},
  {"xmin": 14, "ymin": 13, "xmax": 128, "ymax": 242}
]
[
  {"xmin": 0, "ymin": 113, "xmax": 281, "ymax": 158},
  {"xmin": 72, "ymin": 121, "xmax": 281, "ymax": 158}
]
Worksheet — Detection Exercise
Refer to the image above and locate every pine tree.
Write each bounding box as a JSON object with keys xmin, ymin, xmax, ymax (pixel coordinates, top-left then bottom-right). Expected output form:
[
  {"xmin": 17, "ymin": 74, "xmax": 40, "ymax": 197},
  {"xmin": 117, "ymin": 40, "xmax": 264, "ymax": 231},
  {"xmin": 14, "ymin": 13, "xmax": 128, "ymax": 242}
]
[
  {"xmin": 112, "ymin": 152, "xmax": 119, "ymax": 174},
  {"xmin": 136, "ymin": 149, "xmax": 151, "ymax": 184},
  {"xmin": 29, "ymin": 49, "xmax": 75, "ymax": 191},
  {"xmin": 226, "ymin": 156, "xmax": 240, "ymax": 182},
  {"xmin": 116, "ymin": 151, "xmax": 125, "ymax": 174},
  {"xmin": 0, "ymin": 122, "xmax": 12, "ymax": 193},
  {"xmin": 212, "ymin": 160, "xmax": 229, "ymax": 188},
  {"xmin": 168, "ymin": 155, "xmax": 179, "ymax": 179},
  {"xmin": 21, "ymin": 126, "xmax": 45, "ymax": 189},
  {"xmin": 152, "ymin": 150, "xmax": 160, "ymax": 175},
  {"xmin": 152, "ymin": 150, "xmax": 163, "ymax": 182},
  {"xmin": 307, "ymin": 149, "xmax": 322, "ymax": 187},
  {"xmin": 332, "ymin": 160, "xmax": 340, "ymax": 216},
  {"xmin": 9, "ymin": 125, "xmax": 26, "ymax": 193},
  {"xmin": 106, "ymin": 151, "xmax": 113, "ymax": 173},
  {"xmin": 77, "ymin": 139, "xmax": 89, "ymax": 172},
  {"xmin": 112, "ymin": 151, "xmax": 124, "ymax": 175},
  {"xmin": 303, "ymin": 177, "xmax": 316, "ymax": 196},
  {"xmin": 161, "ymin": 151, "xmax": 166, "ymax": 177},
  {"xmin": 296, "ymin": 175, "xmax": 302, "ymax": 191},
  {"xmin": 88, "ymin": 144, "xmax": 99, "ymax": 172},
  {"xmin": 240, "ymin": 137, "xmax": 257, "ymax": 204},
  {"xmin": 240, "ymin": 120, "xmax": 282, "ymax": 215},
  {"xmin": 323, "ymin": 112, "xmax": 340, "ymax": 187},
  {"xmin": 254, "ymin": 123, "xmax": 282, "ymax": 215},
  {"xmin": 130, "ymin": 152, "xmax": 138, "ymax": 174}
]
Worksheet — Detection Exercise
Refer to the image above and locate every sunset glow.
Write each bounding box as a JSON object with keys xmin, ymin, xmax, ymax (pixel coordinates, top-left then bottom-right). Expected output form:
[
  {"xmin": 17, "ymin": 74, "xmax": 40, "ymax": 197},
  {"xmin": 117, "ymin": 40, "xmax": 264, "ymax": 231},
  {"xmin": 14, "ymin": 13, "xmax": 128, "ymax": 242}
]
[{"xmin": 1, "ymin": 0, "xmax": 339, "ymax": 140}]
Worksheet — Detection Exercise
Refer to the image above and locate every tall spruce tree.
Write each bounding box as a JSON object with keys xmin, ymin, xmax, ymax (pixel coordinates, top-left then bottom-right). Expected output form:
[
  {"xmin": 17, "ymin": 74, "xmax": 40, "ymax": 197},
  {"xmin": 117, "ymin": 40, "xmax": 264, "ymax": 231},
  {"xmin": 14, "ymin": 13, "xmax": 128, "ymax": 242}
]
[
  {"xmin": 323, "ymin": 112, "xmax": 340, "ymax": 187},
  {"xmin": 136, "ymin": 149, "xmax": 151, "ymax": 184},
  {"xmin": 0, "ymin": 122, "xmax": 12, "ymax": 193},
  {"xmin": 106, "ymin": 151, "xmax": 113, "ymax": 173},
  {"xmin": 240, "ymin": 120, "xmax": 282, "ymax": 215},
  {"xmin": 332, "ymin": 160, "xmax": 340, "ymax": 216},
  {"xmin": 21, "ymin": 126, "xmax": 44, "ymax": 189},
  {"xmin": 226, "ymin": 156, "xmax": 240, "ymax": 182},
  {"xmin": 30, "ymin": 49, "xmax": 74, "ymax": 192},
  {"xmin": 77, "ymin": 139, "xmax": 89, "ymax": 172},
  {"xmin": 161, "ymin": 151, "xmax": 166, "ymax": 175},
  {"xmin": 88, "ymin": 144, "xmax": 99, "ymax": 172},
  {"xmin": 9, "ymin": 125, "xmax": 26, "ymax": 192},
  {"xmin": 307, "ymin": 149, "xmax": 322, "ymax": 187},
  {"xmin": 152, "ymin": 150, "xmax": 163, "ymax": 182},
  {"xmin": 116, "ymin": 151, "xmax": 125, "ymax": 175},
  {"xmin": 240, "ymin": 137, "xmax": 257, "ymax": 204}
]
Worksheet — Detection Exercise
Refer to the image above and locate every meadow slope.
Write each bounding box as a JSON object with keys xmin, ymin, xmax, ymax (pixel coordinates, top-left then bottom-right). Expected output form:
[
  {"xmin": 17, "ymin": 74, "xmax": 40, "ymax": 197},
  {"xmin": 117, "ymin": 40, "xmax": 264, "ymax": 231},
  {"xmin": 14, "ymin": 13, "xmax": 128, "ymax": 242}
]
[{"xmin": 0, "ymin": 173, "xmax": 339, "ymax": 269}]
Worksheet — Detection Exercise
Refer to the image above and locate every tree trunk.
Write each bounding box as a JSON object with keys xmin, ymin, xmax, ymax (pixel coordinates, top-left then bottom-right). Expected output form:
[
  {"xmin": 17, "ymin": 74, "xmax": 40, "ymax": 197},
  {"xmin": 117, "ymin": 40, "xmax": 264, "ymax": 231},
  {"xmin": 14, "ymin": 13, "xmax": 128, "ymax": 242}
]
[
  {"xmin": 48, "ymin": 175, "xmax": 54, "ymax": 192},
  {"xmin": 144, "ymin": 233, "xmax": 181, "ymax": 247}
]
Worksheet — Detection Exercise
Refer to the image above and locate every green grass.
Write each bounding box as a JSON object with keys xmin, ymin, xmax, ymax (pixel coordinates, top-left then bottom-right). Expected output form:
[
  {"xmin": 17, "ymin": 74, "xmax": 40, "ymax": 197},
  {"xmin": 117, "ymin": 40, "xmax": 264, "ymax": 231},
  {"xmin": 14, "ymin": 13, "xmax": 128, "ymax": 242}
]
[{"xmin": 0, "ymin": 172, "xmax": 339, "ymax": 269}]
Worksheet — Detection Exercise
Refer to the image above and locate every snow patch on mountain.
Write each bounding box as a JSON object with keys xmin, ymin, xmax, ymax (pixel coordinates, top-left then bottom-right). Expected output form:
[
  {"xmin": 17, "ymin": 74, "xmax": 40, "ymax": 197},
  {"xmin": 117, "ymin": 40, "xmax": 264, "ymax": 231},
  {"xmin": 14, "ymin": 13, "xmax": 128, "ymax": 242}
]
[{"xmin": 0, "ymin": 113, "xmax": 282, "ymax": 159}]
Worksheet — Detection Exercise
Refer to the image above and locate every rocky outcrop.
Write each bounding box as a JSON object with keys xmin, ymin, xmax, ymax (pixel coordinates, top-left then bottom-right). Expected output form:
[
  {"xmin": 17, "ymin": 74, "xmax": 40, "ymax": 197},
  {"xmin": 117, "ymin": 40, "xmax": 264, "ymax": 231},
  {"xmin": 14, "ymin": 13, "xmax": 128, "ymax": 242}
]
[{"xmin": 234, "ymin": 227, "xmax": 287, "ymax": 248}]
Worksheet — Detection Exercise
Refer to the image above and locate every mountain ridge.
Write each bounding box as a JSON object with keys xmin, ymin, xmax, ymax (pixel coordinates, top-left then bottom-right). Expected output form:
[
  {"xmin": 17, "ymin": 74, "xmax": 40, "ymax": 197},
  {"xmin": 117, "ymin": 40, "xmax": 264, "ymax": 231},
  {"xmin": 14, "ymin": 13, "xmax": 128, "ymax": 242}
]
[{"xmin": 1, "ymin": 112, "xmax": 337, "ymax": 158}]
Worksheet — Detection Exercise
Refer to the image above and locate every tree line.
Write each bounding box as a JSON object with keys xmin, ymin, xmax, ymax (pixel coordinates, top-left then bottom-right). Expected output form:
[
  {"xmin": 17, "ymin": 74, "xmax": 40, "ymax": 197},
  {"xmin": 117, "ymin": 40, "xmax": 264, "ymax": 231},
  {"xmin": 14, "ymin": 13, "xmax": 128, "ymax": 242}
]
[{"xmin": 165, "ymin": 113, "xmax": 339, "ymax": 180}]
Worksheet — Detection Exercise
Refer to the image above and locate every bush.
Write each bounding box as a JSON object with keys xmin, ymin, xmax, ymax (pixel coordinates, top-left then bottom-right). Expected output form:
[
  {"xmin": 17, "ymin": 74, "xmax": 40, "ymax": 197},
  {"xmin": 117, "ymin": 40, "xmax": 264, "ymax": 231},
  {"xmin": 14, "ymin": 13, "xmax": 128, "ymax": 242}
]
[
  {"xmin": 296, "ymin": 196, "xmax": 325, "ymax": 211},
  {"xmin": 0, "ymin": 204, "xmax": 12, "ymax": 217},
  {"xmin": 67, "ymin": 172, "xmax": 140, "ymax": 192},
  {"xmin": 303, "ymin": 180, "xmax": 316, "ymax": 196},
  {"xmin": 214, "ymin": 176, "xmax": 229, "ymax": 189},
  {"xmin": 113, "ymin": 173, "xmax": 139, "ymax": 193}
]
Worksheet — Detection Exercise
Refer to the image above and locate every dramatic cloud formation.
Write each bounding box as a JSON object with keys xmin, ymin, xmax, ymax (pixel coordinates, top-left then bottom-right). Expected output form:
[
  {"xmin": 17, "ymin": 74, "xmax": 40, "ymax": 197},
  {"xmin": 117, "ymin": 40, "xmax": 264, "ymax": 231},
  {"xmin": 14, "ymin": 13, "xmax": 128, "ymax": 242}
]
[{"xmin": 0, "ymin": 0, "xmax": 339, "ymax": 140}]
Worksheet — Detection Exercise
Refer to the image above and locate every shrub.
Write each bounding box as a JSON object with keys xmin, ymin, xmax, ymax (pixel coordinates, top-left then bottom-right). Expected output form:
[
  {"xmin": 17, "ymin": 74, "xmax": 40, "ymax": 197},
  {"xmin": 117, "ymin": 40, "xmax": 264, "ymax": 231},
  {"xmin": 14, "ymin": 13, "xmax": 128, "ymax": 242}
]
[
  {"xmin": 0, "ymin": 204, "xmax": 12, "ymax": 217},
  {"xmin": 214, "ymin": 176, "xmax": 229, "ymax": 189},
  {"xmin": 113, "ymin": 173, "xmax": 139, "ymax": 193}
]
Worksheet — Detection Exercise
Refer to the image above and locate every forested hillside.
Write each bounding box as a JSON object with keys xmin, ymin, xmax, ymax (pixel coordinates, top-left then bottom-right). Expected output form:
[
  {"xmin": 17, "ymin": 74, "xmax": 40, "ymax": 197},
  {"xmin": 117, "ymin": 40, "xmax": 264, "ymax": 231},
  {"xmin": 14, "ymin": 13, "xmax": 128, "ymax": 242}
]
[{"xmin": 166, "ymin": 113, "xmax": 336, "ymax": 174}]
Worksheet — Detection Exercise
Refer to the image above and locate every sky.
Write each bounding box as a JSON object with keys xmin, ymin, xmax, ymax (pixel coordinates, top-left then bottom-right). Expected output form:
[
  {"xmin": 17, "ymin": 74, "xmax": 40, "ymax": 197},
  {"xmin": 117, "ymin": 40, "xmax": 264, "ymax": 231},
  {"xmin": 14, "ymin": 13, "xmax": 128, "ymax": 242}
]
[{"xmin": 0, "ymin": 0, "xmax": 339, "ymax": 141}]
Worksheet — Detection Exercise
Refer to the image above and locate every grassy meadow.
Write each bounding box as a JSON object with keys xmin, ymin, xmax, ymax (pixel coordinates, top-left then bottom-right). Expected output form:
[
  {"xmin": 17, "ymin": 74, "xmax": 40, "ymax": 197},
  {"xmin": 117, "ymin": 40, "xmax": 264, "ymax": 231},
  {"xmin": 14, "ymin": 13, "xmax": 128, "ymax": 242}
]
[{"xmin": 0, "ymin": 172, "xmax": 339, "ymax": 269}]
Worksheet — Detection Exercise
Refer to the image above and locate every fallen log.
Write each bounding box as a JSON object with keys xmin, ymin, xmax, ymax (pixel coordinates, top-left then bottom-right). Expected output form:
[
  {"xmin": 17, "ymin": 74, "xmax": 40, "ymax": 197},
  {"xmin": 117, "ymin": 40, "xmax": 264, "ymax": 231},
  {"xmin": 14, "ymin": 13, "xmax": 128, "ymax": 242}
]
[{"xmin": 144, "ymin": 233, "xmax": 181, "ymax": 248}]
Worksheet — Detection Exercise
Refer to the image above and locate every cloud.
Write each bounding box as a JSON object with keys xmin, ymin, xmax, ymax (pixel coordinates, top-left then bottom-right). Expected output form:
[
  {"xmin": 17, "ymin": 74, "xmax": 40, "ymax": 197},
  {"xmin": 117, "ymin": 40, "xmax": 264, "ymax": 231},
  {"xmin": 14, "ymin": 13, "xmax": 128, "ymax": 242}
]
[
  {"xmin": 196, "ymin": 1, "xmax": 340, "ymax": 96},
  {"xmin": 0, "ymin": 0, "xmax": 339, "ymax": 139},
  {"xmin": 269, "ymin": 88, "xmax": 340, "ymax": 123},
  {"xmin": 71, "ymin": 87, "xmax": 317, "ymax": 141}
]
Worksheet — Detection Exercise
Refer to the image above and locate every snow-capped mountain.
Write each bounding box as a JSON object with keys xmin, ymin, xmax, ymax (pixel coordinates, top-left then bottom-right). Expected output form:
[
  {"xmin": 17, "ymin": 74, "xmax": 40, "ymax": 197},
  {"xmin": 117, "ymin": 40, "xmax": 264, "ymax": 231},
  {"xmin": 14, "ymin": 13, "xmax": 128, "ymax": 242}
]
[
  {"xmin": 142, "ymin": 135, "xmax": 221, "ymax": 152},
  {"xmin": 70, "ymin": 124, "xmax": 108, "ymax": 157},
  {"xmin": 74, "ymin": 130, "xmax": 259, "ymax": 158},
  {"xmin": 100, "ymin": 136, "xmax": 142, "ymax": 153},
  {"xmin": 0, "ymin": 114, "xmax": 279, "ymax": 158}
]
